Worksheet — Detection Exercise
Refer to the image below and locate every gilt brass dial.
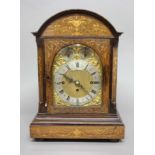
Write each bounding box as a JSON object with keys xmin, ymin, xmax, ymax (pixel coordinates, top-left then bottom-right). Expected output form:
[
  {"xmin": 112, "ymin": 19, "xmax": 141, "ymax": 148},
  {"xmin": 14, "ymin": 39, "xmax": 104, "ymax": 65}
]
[{"xmin": 52, "ymin": 44, "xmax": 103, "ymax": 107}]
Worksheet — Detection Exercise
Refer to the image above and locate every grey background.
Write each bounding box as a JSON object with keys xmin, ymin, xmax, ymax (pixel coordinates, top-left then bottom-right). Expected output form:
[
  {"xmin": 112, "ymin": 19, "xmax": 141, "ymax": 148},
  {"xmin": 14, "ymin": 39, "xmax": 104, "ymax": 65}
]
[{"xmin": 21, "ymin": 0, "xmax": 134, "ymax": 155}]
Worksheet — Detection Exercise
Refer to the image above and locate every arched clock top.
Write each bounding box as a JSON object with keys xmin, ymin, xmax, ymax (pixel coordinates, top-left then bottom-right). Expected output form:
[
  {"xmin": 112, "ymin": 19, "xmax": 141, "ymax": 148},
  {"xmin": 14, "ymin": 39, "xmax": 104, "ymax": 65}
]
[{"xmin": 32, "ymin": 10, "xmax": 122, "ymax": 38}]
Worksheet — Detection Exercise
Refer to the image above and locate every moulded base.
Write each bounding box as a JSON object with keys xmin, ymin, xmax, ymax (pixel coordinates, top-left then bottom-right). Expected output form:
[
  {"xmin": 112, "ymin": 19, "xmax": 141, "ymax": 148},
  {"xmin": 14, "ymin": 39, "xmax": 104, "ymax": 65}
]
[{"xmin": 30, "ymin": 113, "xmax": 125, "ymax": 140}]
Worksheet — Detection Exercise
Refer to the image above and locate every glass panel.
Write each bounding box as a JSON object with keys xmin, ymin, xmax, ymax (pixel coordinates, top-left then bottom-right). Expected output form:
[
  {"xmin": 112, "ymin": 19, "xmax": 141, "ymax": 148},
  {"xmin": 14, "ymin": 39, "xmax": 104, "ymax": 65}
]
[{"xmin": 52, "ymin": 44, "xmax": 102, "ymax": 107}]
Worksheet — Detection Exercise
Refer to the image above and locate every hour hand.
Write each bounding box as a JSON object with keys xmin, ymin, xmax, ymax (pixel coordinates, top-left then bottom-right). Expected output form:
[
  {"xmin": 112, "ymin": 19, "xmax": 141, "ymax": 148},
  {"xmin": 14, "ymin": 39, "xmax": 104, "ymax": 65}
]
[
  {"xmin": 75, "ymin": 81, "xmax": 89, "ymax": 94},
  {"xmin": 79, "ymin": 84, "xmax": 89, "ymax": 94}
]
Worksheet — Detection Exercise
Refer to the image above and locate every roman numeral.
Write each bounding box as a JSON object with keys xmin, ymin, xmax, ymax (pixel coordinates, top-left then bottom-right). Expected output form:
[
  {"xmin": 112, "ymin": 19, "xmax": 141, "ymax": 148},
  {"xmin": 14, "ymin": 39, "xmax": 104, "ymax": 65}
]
[
  {"xmin": 76, "ymin": 98, "xmax": 79, "ymax": 104},
  {"xmin": 90, "ymin": 81, "xmax": 99, "ymax": 84},
  {"xmin": 84, "ymin": 64, "xmax": 88, "ymax": 70},
  {"xmin": 91, "ymin": 90, "xmax": 96, "ymax": 94},
  {"xmin": 56, "ymin": 81, "xmax": 65, "ymax": 85},
  {"xmin": 66, "ymin": 65, "xmax": 71, "ymax": 70},
  {"xmin": 91, "ymin": 72, "xmax": 96, "ymax": 75},
  {"xmin": 67, "ymin": 96, "xmax": 70, "ymax": 101},
  {"xmin": 59, "ymin": 90, "xmax": 64, "ymax": 94},
  {"xmin": 76, "ymin": 62, "xmax": 79, "ymax": 68}
]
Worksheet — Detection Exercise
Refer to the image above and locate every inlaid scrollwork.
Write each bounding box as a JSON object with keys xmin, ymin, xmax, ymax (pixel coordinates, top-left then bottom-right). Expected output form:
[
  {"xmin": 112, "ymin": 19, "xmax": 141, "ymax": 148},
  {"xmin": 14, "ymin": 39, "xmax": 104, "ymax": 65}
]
[
  {"xmin": 30, "ymin": 125, "xmax": 124, "ymax": 139},
  {"xmin": 42, "ymin": 14, "xmax": 113, "ymax": 37},
  {"xmin": 44, "ymin": 39, "xmax": 110, "ymax": 113}
]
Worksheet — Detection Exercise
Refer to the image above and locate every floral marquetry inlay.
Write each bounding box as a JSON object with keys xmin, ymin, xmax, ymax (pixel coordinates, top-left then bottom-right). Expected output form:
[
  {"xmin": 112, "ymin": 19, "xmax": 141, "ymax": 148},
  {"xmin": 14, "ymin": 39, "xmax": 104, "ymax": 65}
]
[
  {"xmin": 42, "ymin": 14, "xmax": 113, "ymax": 37},
  {"xmin": 30, "ymin": 125, "xmax": 124, "ymax": 139}
]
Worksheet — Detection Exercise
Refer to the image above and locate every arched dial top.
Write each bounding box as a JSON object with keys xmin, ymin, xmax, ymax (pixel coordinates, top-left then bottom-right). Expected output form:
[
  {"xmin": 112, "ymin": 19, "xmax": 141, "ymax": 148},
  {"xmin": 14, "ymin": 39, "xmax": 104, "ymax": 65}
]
[{"xmin": 52, "ymin": 44, "xmax": 103, "ymax": 107}]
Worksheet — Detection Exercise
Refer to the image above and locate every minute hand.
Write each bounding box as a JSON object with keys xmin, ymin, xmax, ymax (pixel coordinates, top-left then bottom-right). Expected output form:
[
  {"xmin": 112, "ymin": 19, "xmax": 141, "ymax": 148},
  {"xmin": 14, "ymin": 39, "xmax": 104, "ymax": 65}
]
[{"xmin": 62, "ymin": 74, "xmax": 74, "ymax": 83}]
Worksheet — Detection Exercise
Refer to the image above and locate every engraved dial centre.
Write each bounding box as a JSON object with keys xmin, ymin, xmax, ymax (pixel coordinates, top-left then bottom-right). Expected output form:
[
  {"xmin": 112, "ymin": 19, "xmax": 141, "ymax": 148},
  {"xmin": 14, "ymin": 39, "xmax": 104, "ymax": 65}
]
[{"xmin": 61, "ymin": 69, "xmax": 93, "ymax": 98}]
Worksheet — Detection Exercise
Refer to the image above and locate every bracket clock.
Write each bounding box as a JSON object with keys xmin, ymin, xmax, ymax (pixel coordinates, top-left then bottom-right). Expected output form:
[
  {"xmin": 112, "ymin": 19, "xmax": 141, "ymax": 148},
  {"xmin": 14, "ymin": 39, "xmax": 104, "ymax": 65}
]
[{"xmin": 30, "ymin": 10, "xmax": 125, "ymax": 140}]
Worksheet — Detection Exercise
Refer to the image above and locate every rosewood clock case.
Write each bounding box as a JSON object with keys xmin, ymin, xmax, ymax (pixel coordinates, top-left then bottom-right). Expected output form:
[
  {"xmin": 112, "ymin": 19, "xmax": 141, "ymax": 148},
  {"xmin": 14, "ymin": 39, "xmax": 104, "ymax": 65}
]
[{"xmin": 30, "ymin": 10, "xmax": 125, "ymax": 140}]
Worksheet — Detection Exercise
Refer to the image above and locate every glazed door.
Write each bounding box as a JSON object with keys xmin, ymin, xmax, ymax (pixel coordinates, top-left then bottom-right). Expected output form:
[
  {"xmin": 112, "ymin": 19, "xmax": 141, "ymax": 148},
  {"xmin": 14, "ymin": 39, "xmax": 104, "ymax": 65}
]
[{"xmin": 44, "ymin": 38, "xmax": 111, "ymax": 114}]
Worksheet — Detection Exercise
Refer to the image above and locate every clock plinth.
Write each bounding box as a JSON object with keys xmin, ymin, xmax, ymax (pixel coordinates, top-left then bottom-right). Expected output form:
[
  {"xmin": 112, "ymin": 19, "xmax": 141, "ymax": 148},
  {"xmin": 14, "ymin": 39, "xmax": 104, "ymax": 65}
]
[
  {"xmin": 30, "ymin": 113, "xmax": 124, "ymax": 140},
  {"xmin": 30, "ymin": 10, "xmax": 125, "ymax": 140}
]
